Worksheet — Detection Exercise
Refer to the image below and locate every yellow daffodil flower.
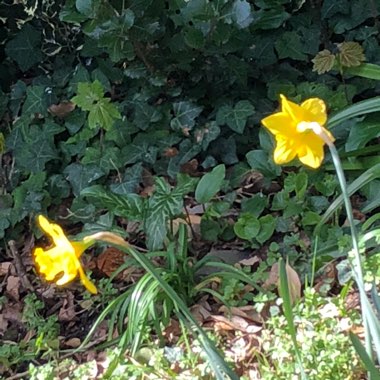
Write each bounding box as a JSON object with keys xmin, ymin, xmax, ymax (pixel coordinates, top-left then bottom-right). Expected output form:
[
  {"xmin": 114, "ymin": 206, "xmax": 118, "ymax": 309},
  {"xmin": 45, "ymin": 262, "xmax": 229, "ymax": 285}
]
[
  {"xmin": 34, "ymin": 215, "xmax": 97, "ymax": 294},
  {"xmin": 261, "ymin": 94, "xmax": 335, "ymax": 169}
]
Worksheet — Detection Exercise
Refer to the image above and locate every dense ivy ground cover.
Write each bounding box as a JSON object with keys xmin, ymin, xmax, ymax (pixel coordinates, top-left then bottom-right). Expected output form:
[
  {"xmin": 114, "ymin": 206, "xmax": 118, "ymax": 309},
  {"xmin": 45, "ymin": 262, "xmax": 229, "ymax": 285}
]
[
  {"xmin": 0, "ymin": 0, "xmax": 379, "ymax": 244},
  {"xmin": 1, "ymin": 0, "xmax": 380, "ymax": 378}
]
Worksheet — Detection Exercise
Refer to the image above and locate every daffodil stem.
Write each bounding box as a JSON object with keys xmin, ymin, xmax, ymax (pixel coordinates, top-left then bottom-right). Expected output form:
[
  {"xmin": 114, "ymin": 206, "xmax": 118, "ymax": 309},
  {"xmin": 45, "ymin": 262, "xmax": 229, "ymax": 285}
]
[{"xmin": 326, "ymin": 141, "xmax": 373, "ymax": 362}]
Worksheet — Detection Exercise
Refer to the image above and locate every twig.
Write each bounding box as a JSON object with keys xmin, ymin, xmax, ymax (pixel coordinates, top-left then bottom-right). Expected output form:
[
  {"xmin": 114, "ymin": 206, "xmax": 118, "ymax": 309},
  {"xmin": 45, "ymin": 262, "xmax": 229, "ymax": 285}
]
[{"xmin": 8, "ymin": 240, "xmax": 34, "ymax": 291}]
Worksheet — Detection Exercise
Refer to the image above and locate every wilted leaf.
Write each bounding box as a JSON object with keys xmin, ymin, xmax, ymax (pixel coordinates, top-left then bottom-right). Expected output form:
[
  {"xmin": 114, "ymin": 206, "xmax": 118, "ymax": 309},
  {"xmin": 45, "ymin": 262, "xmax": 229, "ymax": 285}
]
[
  {"xmin": 49, "ymin": 101, "xmax": 76, "ymax": 118},
  {"xmin": 96, "ymin": 247, "xmax": 125, "ymax": 277},
  {"xmin": 337, "ymin": 41, "xmax": 365, "ymax": 67},
  {"xmin": 312, "ymin": 49, "xmax": 336, "ymax": 74}
]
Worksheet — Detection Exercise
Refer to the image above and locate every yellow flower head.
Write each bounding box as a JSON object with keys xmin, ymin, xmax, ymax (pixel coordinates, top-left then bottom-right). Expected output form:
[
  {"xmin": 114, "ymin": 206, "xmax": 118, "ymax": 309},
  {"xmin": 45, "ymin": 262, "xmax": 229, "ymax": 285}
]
[
  {"xmin": 261, "ymin": 94, "xmax": 334, "ymax": 169},
  {"xmin": 34, "ymin": 215, "xmax": 97, "ymax": 294}
]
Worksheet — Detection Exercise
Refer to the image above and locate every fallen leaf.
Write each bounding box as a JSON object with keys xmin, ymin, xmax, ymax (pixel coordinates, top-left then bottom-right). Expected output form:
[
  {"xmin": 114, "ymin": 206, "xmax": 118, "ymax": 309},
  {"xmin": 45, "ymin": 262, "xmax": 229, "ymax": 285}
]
[
  {"xmin": 48, "ymin": 101, "xmax": 75, "ymax": 118},
  {"xmin": 59, "ymin": 293, "xmax": 76, "ymax": 322},
  {"xmin": 239, "ymin": 256, "xmax": 260, "ymax": 266},
  {"xmin": 0, "ymin": 262, "xmax": 12, "ymax": 276},
  {"xmin": 96, "ymin": 247, "xmax": 125, "ymax": 278},
  {"xmin": 64, "ymin": 337, "xmax": 81, "ymax": 348},
  {"xmin": 219, "ymin": 305, "xmax": 264, "ymax": 324},
  {"xmin": 6, "ymin": 276, "xmax": 20, "ymax": 301}
]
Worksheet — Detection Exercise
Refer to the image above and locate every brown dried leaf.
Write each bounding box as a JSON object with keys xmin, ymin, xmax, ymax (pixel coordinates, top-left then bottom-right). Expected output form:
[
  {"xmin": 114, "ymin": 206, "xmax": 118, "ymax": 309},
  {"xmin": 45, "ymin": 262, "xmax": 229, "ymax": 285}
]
[
  {"xmin": 58, "ymin": 293, "xmax": 76, "ymax": 322},
  {"xmin": 283, "ymin": 262, "xmax": 301, "ymax": 305},
  {"xmin": 239, "ymin": 256, "xmax": 260, "ymax": 266},
  {"xmin": 96, "ymin": 247, "xmax": 125, "ymax": 277},
  {"xmin": 6, "ymin": 276, "xmax": 20, "ymax": 301},
  {"xmin": 219, "ymin": 305, "xmax": 264, "ymax": 324},
  {"xmin": 48, "ymin": 101, "xmax": 75, "ymax": 118},
  {"xmin": 0, "ymin": 262, "xmax": 12, "ymax": 276},
  {"xmin": 65, "ymin": 337, "xmax": 81, "ymax": 348}
]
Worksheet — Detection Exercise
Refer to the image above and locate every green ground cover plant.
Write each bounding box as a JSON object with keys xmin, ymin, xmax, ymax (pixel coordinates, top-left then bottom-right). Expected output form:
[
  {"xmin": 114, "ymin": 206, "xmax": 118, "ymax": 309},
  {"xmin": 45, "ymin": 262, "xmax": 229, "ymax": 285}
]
[{"xmin": 1, "ymin": 0, "xmax": 380, "ymax": 379}]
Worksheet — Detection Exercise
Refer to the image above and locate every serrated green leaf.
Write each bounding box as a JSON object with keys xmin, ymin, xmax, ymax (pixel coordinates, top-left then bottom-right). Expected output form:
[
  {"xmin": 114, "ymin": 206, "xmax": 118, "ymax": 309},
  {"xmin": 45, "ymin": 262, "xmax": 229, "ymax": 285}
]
[
  {"xmin": 195, "ymin": 164, "xmax": 225, "ymax": 203},
  {"xmin": 312, "ymin": 49, "xmax": 336, "ymax": 74},
  {"xmin": 72, "ymin": 80, "xmax": 121, "ymax": 130},
  {"xmin": 5, "ymin": 24, "xmax": 43, "ymax": 72}
]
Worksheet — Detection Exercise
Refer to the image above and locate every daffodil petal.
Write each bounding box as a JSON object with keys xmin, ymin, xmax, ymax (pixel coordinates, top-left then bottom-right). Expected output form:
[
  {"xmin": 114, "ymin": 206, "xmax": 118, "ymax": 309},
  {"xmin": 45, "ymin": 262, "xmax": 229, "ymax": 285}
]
[
  {"xmin": 298, "ymin": 141, "xmax": 324, "ymax": 169},
  {"xmin": 261, "ymin": 112, "xmax": 297, "ymax": 136},
  {"xmin": 56, "ymin": 272, "xmax": 77, "ymax": 285},
  {"xmin": 280, "ymin": 94, "xmax": 306, "ymax": 125},
  {"xmin": 273, "ymin": 137, "xmax": 298, "ymax": 164},
  {"xmin": 78, "ymin": 266, "xmax": 97, "ymax": 294},
  {"xmin": 300, "ymin": 98, "xmax": 327, "ymax": 126}
]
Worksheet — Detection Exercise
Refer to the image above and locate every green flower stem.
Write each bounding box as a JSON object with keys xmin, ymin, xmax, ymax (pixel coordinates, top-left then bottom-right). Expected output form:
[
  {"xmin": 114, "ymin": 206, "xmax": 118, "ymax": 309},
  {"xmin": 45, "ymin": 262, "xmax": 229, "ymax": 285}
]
[{"xmin": 320, "ymin": 132, "xmax": 378, "ymax": 364}]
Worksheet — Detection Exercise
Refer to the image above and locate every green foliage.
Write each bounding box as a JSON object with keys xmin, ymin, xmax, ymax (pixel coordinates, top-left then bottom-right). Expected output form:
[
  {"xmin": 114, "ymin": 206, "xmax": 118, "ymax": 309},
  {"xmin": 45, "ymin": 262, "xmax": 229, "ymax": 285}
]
[
  {"xmin": 72, "ymin": 80, "xmax": 121, "ymax": 130},
  {"xmin": 259, "ymin": 288, "xmax": 364, "ymax": 379}
]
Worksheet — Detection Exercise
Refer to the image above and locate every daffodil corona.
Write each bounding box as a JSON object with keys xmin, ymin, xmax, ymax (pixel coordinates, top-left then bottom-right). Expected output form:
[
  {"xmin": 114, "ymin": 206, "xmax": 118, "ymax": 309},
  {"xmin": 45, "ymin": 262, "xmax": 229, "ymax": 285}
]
[
  {"xmin": 34, "ymin": 215, "xmax": 97, "ymax": 294},
  {"xmin": 261, "ymin": 94, "xmax": 334, "ymax": 169}
]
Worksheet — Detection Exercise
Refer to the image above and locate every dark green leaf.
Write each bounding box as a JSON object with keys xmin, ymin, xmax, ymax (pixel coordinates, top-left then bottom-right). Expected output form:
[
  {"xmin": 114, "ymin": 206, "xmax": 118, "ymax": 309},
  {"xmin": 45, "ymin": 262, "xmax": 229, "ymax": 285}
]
[
  {"xmin": 195, "ymin": 164, "xmax": 225, "ymax": 203},
  {"xmin": 170, "ymin": 101, "xmax": 203, "ymax": 132},
  {"xmin": 216, "ymin": 100, "xmax": 255, "ymax": 134},
  {"xmin": 246, "ymin": 149, "xmax": 281, "ymax": 179},
  {"xmin": 64, "ymin": 163, "xmax": 105, "ymax": 196},
  {"xmin": 5, "ymin": 24, "xmax": 43, "ymax": 72},
  {"xmin": 234, "ymin": 213, "xmax": 260, "ymax": 240}
]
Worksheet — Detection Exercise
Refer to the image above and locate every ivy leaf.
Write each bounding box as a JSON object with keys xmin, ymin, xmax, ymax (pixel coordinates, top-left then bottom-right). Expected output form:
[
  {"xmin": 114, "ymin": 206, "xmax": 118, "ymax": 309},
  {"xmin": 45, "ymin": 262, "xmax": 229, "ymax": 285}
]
[
  {"xmin": 133, "ymin": 101, "xmax": 162, "ymax": 130},
  {"xmin": 5, "ymin": 24, "xmax": 43, "ymax": 72},
  {"xmin": 321, "ymin": 0, "xmax": 349, "ymax": 19},
  {"xmin": 275, "ymin": 31, "xmax": 308, "ymax": 61},
  {"xmin": 170, "ymin": 101, "xmax": 203, "ymax": 132},
  {"xmin": 110, "ymin": 163, "xmax": 143, "ymax": 194},
  {"xmin": 145, "ymin": 177, "xmax": 185, "ymax": 250},
  {"xmin": 312, "ymin": 49, "xmax": 336, "ymax": 74},
  {"xmin": 64, "ymin": 163, "xmax": 105, "ymax": 196},
  {"xmin": 71, "ymin": 80, "xmax": 121, "ymax": 130},
  {"xmin": 253, "ymin": 9, "xmax": 290, "ymax": 30},
  {"xmin": 22, "ymin": 86, "xmax": 50, "ymax": 116},
  {"xmin": 337, "ymin": 42, "xmax": 365, "ymax": 67},
  {"xmin": 216, "ymin": 100, "xmax": 255, "ymax": 134},
  {"xmin": 12, "ymin": 122, "xmax": 63, "ymax": 173}
]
